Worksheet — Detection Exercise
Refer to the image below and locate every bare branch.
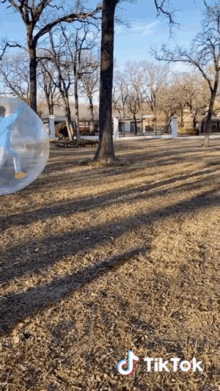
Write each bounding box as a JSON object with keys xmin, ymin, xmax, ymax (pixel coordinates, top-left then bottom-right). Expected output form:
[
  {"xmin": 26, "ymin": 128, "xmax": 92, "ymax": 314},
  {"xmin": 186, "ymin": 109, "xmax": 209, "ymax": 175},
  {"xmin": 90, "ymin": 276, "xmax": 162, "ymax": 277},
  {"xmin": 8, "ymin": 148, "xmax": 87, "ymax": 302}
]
[
  {"xmin": 0, "ymin": 41, "xmax": 28, "ymax": 61},
  {"xmin": 154, "ymin": 0, "xmax": 179, "ymax": 34},
  {"xmin": 33, "ymin": 5, "xmax": 102, "ymax": 44}
]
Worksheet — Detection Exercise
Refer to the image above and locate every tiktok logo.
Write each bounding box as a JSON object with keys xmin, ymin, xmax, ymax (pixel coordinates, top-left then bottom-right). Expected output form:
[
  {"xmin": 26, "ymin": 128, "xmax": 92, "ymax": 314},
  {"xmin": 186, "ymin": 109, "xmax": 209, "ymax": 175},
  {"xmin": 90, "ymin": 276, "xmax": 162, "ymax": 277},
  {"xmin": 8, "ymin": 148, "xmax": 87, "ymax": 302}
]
[
  {"xmin": 117, "ymin": 351, "xmax": 203, "ymax": 375},
  {"xmin": 117, "ymin": 351, "xmax": 140, "ymax": 375}
]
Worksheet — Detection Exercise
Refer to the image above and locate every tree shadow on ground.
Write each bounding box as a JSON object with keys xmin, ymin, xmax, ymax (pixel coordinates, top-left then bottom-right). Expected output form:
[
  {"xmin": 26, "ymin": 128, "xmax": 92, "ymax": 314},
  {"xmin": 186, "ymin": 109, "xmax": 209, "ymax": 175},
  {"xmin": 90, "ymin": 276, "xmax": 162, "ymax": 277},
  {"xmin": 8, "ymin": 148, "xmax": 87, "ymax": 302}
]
[
  {"xmin": 26, "ymin": 145, "xmax": 220, "ymax": 194},
  {"xmin": 1, "ymin": 140, "xmax": 220, "ymax": 337},
  {"xmin": 0, "ymin": 246, "xmax": 148, "ymax": 335},
  {"xmin": 0, "ymin": 187, "xmax": 219, "ymax": 289},
  {"xmin": 1, "ymin": 166, "xmax": 219, "ymax": 232}
]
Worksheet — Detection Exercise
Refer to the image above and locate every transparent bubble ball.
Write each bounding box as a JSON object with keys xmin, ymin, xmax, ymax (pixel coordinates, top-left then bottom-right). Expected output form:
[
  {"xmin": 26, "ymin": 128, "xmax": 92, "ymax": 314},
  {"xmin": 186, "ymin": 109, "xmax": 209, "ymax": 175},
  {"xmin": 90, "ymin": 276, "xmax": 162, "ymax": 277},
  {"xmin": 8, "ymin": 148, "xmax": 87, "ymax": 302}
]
[{"xmin": 0, "ymin": 96, "xmax": 49, "ymax": 195}]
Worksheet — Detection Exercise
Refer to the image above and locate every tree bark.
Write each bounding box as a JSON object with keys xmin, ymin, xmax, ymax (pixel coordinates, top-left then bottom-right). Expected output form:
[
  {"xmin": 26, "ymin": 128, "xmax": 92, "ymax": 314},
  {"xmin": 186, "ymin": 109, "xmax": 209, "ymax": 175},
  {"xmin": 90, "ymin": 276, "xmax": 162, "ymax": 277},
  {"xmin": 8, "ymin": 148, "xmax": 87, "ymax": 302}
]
[
  {"xmin": 94, "ymin": 0, "xmax": 117, "ymax": 162},
  {"xmin": 64, "ymin": 95, "xmax": 74, "ymax": 141},
  {"xmin": 140, "ymin": 113, "xmax": 143, "ymax": 135},
  {"xmin": 193, "ymin": 115, "xmax": 196, "ymax": 129},
  {"xmin": 180, "ymin": 106, "xmax": 184, "ymax": 128},
  {"xmin": 203, "ymin": 97, "xmax": 214, "ymax": 147},
  {"xmin": 89, "ymin": 97, "xmax": 94, "ymax": 133},
  {"xmin": 45, "ymin": 91, "xmax": 54, "ymax": 115},
  {"xmin": 203, "ymin": 74, "xmax": 218, "ymax": 147},
  {"xmin": 122, "ymin": 110, "xmax": 125, "ymax": 137},
  {"xmin": 165, "ymin": 113, "xmax": 170, "ymax": 132},
  {"xmin": 134, "ymin": 114, "xmax": 138, "ymax": 135},
  {"xmin": 74, "ymin": 73, "xmax": 80, "ymax": 141},
  {"xmin": 153, "ymin": 115, "xmax": 157, "ymax": 135},
  {"xmin": 49, "ymin": 99, "xmax": 54, "ymax": 115},
  {"xmin": 28, "ymin": 39, "xmax": 37, "ymax": 112}
]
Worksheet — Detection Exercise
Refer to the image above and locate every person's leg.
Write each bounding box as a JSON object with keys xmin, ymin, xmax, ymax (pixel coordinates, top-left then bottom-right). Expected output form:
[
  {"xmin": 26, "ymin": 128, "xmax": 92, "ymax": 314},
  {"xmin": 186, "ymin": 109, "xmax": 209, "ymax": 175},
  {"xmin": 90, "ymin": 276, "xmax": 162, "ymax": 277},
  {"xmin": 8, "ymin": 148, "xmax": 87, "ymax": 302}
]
[
  {"xmin": 0, "ymin": 146, "xmax": 7, "ymax": 168},
  {"xmin": 8, "ymin": 146, "xmax": 26, "ymax": 179}
]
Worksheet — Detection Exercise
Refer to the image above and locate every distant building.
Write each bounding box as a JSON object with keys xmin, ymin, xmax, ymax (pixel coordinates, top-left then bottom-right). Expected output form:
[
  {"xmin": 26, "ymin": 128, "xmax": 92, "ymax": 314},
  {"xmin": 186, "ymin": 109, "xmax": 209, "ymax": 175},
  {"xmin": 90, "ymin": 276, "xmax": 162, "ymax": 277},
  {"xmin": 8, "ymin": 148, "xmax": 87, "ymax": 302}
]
[
  {"xmin": 116, "ymin": 115, "xmax": 154, "ymax": 134},
  {"xmin": 41, "ymin": 114, "xmax": 76, "ymax": 127},
  {"xmin": 200, "ymin": 117, "xmax": 220, "ymax": 133}
]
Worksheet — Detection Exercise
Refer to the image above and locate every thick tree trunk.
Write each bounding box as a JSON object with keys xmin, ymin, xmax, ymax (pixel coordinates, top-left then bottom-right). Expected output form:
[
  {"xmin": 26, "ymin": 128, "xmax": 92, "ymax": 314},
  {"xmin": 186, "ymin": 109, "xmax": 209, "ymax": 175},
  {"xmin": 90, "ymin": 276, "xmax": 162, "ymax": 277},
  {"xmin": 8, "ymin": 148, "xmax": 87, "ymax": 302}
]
[
  {"xmin": 28, "ymin": 42, "xmax": 37, "ymax": 112},
  {"xmin": 94, "ymin": 0, "xmax": 117, "ymax": 162}
]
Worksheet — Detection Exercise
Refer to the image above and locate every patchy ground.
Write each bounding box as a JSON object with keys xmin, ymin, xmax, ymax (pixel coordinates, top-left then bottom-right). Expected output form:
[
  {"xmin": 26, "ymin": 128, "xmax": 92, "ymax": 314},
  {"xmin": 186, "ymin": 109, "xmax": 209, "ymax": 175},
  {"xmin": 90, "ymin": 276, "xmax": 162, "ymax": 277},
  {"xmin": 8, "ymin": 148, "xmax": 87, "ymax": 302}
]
[{"xmin": 0, "ymin": 139, "xmax": 220, "ymax": 391}]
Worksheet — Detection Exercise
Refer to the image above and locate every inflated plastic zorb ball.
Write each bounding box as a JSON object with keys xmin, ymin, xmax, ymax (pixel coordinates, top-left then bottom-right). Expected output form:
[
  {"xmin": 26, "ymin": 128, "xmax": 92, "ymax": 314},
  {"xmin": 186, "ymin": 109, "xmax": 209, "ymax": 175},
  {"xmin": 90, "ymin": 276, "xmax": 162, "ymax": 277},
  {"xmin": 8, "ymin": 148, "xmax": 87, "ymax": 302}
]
[{"xmin": 0, "ymin": 96, "xmax": 49, "ymax": 195}]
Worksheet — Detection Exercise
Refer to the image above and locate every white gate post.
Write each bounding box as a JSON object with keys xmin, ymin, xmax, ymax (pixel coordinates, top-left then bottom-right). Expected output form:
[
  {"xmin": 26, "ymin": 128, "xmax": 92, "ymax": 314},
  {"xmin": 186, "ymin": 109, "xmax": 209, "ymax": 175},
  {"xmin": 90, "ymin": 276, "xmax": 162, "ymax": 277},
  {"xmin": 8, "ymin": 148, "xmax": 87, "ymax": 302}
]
[
  {"xmin": 113, "ymin": 117, "xmax": 119, "ymax": 140},
  {"xmin": 172, "ymin": 116, "xmax": 178, "ymax": 138},
  {"xmin": 49, "ymin": 115, "xmax": 56, "ymax": 139}
]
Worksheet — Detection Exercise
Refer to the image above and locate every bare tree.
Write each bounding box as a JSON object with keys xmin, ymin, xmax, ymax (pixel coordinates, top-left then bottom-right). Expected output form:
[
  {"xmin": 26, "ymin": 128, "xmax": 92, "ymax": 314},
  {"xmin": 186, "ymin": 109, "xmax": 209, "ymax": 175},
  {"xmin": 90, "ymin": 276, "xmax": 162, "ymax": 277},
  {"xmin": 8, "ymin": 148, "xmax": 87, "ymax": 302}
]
[
  {"xmin": 123, "ymin": 60, "xmax": 160, "ymax": 135},
  {"xmin": 154, "ymin": 0, "xmax": 220, "ymax": 146},
  {"xmin": 94, "ymin": 0, "xmax": 119, "ymax": 162},
  {"xmin": 178, "ymin": 72, "xmax": 210, "ymax": 130},
  {"xmin": 113, "ymin": 70, "xmax": 128, "ymax": 136},
  {"xmin": 140, "ymin": 60, "xmax": 168, "ymax": 133},
  {"xmin": 157, "ymin": 71, "xmax": 211, "ymax": 133},
  {"xmin": 38, "ymin": 59, "xmax": 61, "ymax": 115},
  {"xmin": 1, "ymin": 0, "xmax": 101, "ymax": 112},
  {"xmin": 158, "ymin": 79, "xmax": 185, "ymax": 129},
  {"xmin": 60, "ymin": 23, "xmax": 99, "ymax": 140},
  {"xmin": 0, "ymin": 51, "xmax": 30, "ymax": 102},
  {"xmin": 0, "ymin": 41, "xmax": 25, "ymax": 61},
  {"xmin": 126, "ymin": 88, "xmax": 141, "ymax": 135},
  {"xmin": 80, "ymin": 52, "xmax": 100, "ymax": 133},
  {"xmin": 95, "ymin": 0, "xmax": 176, "ymax": 162},
  {"xmin": 39, "ymin": 30, "xmax": 75, "ymax": 140},
  {"xmin": 123, "ymin": 61, "xmax": 145, "ymax": 134}
]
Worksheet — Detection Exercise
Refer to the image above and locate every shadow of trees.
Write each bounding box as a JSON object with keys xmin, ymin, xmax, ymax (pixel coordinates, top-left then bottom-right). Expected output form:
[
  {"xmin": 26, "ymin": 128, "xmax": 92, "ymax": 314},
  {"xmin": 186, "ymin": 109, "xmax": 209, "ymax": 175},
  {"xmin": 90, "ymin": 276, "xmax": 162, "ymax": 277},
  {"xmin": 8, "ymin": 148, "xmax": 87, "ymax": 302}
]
[
  {"xmin": 0, "ymin": 187, "xmax": 219, "ymax": 336},
  {"xmin": 1, "ymin": 166, "xmax": 219, "ymax": 232},
  {"xmin": 0, "ymin": 246, "xmax": 148, "ymax": 335},
  {"xmin": 0, "ymin": 139, "xmax": 220, "ymax": 336}
]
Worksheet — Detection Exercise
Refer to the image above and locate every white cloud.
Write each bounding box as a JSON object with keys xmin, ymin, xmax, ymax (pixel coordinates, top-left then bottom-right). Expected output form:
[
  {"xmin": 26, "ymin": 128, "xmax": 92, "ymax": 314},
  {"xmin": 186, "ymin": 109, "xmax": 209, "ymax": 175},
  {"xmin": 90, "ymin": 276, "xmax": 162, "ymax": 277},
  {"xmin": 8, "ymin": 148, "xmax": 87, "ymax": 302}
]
[
  {"xmin": 115, "ymin": 20, "xmax": 159, "ymax": 37},
  {"xmin": 131, "ymin": 21, "xmax": 159, "ymax": 36}
]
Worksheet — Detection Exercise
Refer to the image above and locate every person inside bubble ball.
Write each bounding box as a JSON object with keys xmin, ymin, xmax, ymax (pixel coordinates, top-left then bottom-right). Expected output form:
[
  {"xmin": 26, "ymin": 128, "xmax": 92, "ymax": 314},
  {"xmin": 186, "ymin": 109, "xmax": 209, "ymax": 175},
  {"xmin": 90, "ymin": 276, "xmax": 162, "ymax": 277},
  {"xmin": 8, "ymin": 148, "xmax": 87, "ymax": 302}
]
[{"xmin": 0, "ymin": 102, "xmax": 26, "ymax": 179}]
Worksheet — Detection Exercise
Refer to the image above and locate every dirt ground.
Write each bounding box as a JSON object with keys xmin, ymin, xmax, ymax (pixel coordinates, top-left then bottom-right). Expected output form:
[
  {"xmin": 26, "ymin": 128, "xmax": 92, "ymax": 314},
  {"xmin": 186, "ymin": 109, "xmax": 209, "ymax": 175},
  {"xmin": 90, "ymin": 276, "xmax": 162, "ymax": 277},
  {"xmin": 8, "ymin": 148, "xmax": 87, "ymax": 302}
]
[{"xmin": 0, "ymin": 138, "xmax": 220, "ymax": 391}]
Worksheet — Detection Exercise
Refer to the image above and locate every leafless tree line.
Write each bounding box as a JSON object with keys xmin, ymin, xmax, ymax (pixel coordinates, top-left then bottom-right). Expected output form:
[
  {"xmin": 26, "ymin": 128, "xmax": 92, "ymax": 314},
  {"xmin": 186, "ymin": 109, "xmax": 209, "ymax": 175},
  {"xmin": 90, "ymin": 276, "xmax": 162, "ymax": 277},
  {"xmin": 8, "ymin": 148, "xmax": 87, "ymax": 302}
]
[
  {"xmin": 154, "ymin": 0, "xmax": 220, "ymax": 146},
  {"xmin": 113, "ymin": 60, "xmax": 212, "ymax": 135},
  {"xmin": 0, "ymin": 21, "xmax": 100, "ymax": 141},
  {"xmin": 1, "ymin": 0, "xmax": 217, "ymax": 161},
  {"xmin": 0, "ymin": 48, "xmax": 214, "ymax": 139}
]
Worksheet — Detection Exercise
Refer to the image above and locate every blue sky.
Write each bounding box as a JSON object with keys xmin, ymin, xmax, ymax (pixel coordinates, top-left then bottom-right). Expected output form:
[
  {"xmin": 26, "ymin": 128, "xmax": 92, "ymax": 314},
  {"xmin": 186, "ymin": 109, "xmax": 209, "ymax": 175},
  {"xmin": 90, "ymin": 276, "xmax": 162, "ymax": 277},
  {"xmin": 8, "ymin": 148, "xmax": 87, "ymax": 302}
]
[
  {"xmin": 0, "ymin": 0, "xmax": 204, "ymax": 70},
  {"xmin": 0, "ymin": 1, "xmax": 205, "ymax": 107},
  {"xmin": 113, "ymin": 0, "xmax": 203, "ymax": 71}
]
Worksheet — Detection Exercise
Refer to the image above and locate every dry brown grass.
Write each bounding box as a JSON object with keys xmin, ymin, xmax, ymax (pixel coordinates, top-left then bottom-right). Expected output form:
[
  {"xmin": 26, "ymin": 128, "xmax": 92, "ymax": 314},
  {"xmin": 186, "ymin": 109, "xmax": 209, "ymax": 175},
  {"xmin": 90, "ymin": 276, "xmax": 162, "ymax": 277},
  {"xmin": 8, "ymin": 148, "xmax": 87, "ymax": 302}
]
[{"xmin": 1, "ymin": 139, "xmax": 220, "ymax": 391}]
